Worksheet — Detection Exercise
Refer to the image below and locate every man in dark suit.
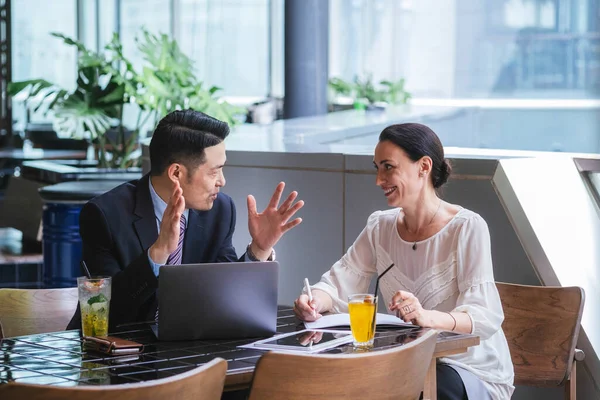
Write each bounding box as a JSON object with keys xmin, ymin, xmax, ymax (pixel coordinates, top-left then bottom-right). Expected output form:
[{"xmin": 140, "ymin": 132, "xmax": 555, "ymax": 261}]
[{"xmin": 67, "ymin": 110, "xmax": 303, "ymax": 330}]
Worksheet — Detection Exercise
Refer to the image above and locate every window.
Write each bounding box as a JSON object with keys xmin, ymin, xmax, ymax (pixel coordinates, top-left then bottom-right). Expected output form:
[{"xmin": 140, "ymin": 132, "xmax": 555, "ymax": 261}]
[
  {"xmin": 329, "ymin": 0, "xmax": 600, "ymax": 99},
  {"xmin": 118, "ymin": 0, "xmax": 171, "ymax": 69},
  {"xmin": 12, "ymin": 0, "xmax": 77, "ymax": 125},
  {"xmin": 327, "ymin": 0, "xmax": 600, "ymax": 153},
  {"xmin": 117, "ymin": 0, "xmax": 271, "ymax": 97}
]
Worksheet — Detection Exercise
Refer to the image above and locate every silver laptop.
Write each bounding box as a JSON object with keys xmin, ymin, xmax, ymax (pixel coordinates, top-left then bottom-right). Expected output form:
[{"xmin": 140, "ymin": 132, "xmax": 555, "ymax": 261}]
[{"xmin": 153, "ymin": 261, "xmax": 279, "ymax": 341}]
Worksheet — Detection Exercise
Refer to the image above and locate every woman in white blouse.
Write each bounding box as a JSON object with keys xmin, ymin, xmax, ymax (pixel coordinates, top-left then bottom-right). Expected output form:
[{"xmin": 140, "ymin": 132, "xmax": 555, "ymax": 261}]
[{"xmin": 294, "ymin": 123, "xmax": 514, "ymax": 400}]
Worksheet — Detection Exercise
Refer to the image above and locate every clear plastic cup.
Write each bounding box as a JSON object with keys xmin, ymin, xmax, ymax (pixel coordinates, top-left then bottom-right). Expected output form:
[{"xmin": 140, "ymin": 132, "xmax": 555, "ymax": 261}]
[
  {"xmin": 77, "ymin": 276, "xmax": 111, "ymax": 337},
  {"xmin": 348, "ymin": 293, "xmax": 377, "ymax": 348}
]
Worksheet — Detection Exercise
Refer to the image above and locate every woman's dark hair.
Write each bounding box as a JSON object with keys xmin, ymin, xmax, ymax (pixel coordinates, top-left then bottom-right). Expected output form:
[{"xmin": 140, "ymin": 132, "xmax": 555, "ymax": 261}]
[
  {"xmin": 149, "ymin": 109, "xmax": 230, "ymax": 176},
  {"xmin": 378, "ymin": 123, "xmax": 451, "ymax": 188}
]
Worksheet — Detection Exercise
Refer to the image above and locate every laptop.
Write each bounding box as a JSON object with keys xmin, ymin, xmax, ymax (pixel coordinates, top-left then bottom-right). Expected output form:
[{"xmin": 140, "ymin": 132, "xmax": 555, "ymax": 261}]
[{"xmin": 152, "ymin": 261, "xmax": 279, "ymax": 341}]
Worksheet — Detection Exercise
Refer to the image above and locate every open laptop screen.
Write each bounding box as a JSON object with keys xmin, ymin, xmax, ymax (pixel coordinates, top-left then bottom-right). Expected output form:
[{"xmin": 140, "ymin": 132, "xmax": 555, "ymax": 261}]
[{"xmin": 156, "ymin": 261, "xmax": 279, "ymax": 341}]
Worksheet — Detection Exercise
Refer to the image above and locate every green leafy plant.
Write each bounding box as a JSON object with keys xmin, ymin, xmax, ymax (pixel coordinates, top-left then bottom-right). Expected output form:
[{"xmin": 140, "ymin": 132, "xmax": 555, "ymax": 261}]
[
  {"xmin": 8, "ymin": 33, "xmax": 140, "ymax": 168},
  {"xmin": 379, "ymin": 78, "xmax": 411, "ymax": 105},
  {"xmin": 328, "ymin": 77, "xmax": 354, "ymax": 97},
  {"xmin": 328, "ymin": 75, "xmax": 411, "ymax": 110},
  {"xmin": 134, "ymin": 29, "xmax": 244, "ymax": 128},
  {"xmin": 8, "ymin": 30, "xmax": 245, "ymax": 169}
]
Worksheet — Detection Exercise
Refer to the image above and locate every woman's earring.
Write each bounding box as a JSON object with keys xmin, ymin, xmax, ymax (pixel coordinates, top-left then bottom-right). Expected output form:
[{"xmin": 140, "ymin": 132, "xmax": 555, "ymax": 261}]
[{"xmin": 419, "ymin": 172, "xmax": 424, "ymax": 177}]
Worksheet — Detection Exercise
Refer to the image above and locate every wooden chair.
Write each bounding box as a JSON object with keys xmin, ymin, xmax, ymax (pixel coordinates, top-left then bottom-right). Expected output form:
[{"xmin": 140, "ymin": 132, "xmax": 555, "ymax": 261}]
[
  {"xmin": 0, "ymin": 288, "xmax": 78, "ymax": 338},
  {"xmin": 0, "ymin": 358, "xmax": 227, "ymax": 400},
  {"xmin": 248, "ymin": 329, "xmax": 438, "ymax": 400},
  {"xmin": 496, "ymin": 282, "xmax": 585, "ymax": 399}
]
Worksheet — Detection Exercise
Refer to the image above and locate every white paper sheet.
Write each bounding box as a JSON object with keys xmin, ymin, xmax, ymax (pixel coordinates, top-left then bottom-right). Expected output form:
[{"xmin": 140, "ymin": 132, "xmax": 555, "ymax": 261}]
[{"xmin": 304, "ymin": 313, "xmax": 413, "ymax": 330}]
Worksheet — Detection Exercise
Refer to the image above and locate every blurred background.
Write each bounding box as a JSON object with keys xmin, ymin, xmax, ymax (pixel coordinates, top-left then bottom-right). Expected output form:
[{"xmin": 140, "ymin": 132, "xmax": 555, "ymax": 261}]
[{"xmin": 7, "ymin": 0, "xmax": 600, "ymax": 153}]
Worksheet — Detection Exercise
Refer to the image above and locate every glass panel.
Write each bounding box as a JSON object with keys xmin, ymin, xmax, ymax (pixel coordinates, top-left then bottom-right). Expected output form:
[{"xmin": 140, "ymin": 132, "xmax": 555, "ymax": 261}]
[
  {"xmin": 175, "ymin": 0, "xmax": 270, "ymax": 97},
  {"xmin": 328, "ymin": 0, "xmax": 600, "ymax": 153},
  {"xmin": 329, "ymin": 0, "xmax": 600, "ymax": 99},
  {"xmin": 119, "ymin": 0, "xmax": 171, "ymax": 69},
  {"xmin": 12, "ymin": 0, "xmax": 77, "ymax": 88},
  {"xmin": 330, "ymin": 0, "xmax": 406, "ymax": 92},
  {"xmin": 11, "ymin": 0, "xmax": 77, "ymax": 125}
]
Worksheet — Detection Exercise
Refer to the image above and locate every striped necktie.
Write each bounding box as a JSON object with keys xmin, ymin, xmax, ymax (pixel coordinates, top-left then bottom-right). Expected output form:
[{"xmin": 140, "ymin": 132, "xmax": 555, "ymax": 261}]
[
  {"xmin": 166, "ymin": 214, "xmax": 186, "ymax": 265},
  {"xmin": 156, "ymin": 214, "xmax": 186, "ymax": 322}
]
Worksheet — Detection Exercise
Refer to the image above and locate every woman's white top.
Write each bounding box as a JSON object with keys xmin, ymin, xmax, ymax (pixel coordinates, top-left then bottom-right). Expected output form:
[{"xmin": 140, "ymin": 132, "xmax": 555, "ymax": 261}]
[{"xmin": 312, "ymin": 208, "xmax": 515, "ymax": 400}]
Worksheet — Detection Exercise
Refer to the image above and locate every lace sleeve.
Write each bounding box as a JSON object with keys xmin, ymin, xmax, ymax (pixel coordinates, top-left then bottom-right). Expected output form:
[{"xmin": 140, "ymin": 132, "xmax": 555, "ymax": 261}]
[
  {"xmin": 454, "ymin": 214, "xmax": 504, "ymax": 339},
  {"xmin": 310, "ymin": 212, "xmax": 380, "ymax": 313}
]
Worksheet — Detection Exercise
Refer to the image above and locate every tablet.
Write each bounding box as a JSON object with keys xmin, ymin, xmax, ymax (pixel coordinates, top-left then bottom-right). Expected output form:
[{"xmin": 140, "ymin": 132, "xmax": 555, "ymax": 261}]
[{"xmin": 241, "ymin": 329, "xmax": 353, "ymax": 353}]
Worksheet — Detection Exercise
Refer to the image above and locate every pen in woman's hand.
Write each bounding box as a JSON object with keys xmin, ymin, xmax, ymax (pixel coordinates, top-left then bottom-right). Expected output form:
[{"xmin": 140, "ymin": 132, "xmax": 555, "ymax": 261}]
[{"xmin": 304, "ymin": 278, "xmax": 316, "ymax": 318}]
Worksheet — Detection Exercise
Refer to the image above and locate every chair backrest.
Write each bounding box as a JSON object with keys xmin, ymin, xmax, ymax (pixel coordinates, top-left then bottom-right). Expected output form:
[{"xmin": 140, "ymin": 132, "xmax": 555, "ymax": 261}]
[
  {"xmin": 0, "ymin": 357, "xmax": 227, "ymax": 400},
  {"xmin": 496, "ymin": 282, "xmax": 585, "ymax": 387},
  {"xmin": 0, "ymin": 288, "xmax": 78, "ymax": 338},
  {"xmin": 248, "ymin": 329, "xmax": 438, "ymax": 400}
]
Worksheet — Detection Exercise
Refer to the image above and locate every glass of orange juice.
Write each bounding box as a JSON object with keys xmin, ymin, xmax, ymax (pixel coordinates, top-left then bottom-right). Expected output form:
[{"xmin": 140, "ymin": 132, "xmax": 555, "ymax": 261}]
[{"xmin": 348, "ymin": 293, "xmax": 377, "ymax": 348}]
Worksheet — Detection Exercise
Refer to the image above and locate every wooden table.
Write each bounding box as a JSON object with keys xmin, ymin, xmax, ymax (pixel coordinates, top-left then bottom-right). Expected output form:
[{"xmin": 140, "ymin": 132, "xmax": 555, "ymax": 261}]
[{"xmin": 0, "ymin": 307, "xmax": 479, "ymax": 399}]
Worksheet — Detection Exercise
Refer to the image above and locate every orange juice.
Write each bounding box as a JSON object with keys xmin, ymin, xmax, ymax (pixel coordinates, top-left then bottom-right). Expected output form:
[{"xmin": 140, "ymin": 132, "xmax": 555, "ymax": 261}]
[{"xmin": 348, "ymin": 295, "xmax": 377, "ymax": 347}]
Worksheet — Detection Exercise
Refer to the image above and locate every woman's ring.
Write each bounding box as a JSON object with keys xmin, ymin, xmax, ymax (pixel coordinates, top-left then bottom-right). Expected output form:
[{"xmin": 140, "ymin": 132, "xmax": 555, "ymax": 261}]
[{"xmin": 403, "ymin": 305, "xmax": 411, "ymax": 314}]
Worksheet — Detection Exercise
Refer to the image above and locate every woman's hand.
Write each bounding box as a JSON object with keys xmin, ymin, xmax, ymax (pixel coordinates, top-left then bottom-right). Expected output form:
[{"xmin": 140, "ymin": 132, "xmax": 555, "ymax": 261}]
[
  {"xmin": 389, "ymin": 290, "xmax": 434, "ymax": 327},
  {"xmin": 293, "ymin": 294, "xmax": 323, "ymax": 322}
]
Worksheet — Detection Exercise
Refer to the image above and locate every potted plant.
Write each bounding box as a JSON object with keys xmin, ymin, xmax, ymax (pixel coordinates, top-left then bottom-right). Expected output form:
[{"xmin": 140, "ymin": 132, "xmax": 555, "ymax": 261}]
[
  {"xmin": 8, "ymin": 30, "xmax": 245, "ymax": 169},
  {"xmin": 133, "ymin": 29, "xmax": 245, "ymax": 131},
  {"xmin": 328, "ymin": 74, "xmax": 411, "ymax": 112}
]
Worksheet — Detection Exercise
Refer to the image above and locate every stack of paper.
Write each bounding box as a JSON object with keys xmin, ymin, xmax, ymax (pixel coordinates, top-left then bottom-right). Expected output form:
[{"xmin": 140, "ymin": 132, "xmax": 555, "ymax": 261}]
[{"xmin": 304, "ymin": 313, "xmax": 414, "ymax": 330}]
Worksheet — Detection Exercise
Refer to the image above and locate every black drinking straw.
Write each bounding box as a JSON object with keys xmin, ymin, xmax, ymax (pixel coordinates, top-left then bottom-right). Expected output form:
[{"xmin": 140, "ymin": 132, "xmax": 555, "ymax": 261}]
[
  {"xmin": 374, "ymin": 263, "xmax": 395, "ymax": 300},
  {"xmin": 370, "ymin": 263, "xmax": 395, "ymax": 335},
  {"xmin": 80, "ymin": 260, "xmax": 91, "ymax": 278}
]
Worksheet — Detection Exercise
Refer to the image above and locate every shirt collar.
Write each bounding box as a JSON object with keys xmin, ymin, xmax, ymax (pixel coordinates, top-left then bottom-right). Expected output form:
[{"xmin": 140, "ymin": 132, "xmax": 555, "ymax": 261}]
[{"xmin": 148, "ymin": 178, "xmax": 189, "ymax": 225}]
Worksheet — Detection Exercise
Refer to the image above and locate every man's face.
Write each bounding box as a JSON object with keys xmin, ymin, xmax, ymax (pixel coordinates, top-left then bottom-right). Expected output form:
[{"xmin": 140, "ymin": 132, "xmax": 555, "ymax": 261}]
[{"xmin": 180, "ymin": 142, "xmax": 226, "ymax": 210}]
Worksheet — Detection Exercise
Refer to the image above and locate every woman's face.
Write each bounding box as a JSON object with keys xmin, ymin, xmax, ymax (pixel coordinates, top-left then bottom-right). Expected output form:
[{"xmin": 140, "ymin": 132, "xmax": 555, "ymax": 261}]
[{"xmin": 373, "ymin": 140, "xmax": 426, "ymax": 208}]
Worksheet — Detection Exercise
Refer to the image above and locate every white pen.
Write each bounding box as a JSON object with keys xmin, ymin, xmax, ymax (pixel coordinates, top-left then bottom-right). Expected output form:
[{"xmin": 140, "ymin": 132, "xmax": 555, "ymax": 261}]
[{"xmin": 304, "ymin": 277, "xmax": 316, "ymax": 317}]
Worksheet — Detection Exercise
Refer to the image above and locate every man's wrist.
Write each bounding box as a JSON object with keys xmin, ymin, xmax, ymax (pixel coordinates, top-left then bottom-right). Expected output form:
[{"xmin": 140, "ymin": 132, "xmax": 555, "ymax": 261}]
[
  {"xmin": 247, "ymin": 242, "xmax": 275, "ymax": 261},
  {"xmin": 149, "ymin": 244, "xmax": 170, "ymax": 265}
]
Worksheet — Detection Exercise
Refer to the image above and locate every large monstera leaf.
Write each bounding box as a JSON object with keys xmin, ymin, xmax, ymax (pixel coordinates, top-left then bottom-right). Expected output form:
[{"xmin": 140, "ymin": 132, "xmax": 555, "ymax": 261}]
[{"xmin": 52, "ymin": 97, "xmax": 114, "ymax": 141}]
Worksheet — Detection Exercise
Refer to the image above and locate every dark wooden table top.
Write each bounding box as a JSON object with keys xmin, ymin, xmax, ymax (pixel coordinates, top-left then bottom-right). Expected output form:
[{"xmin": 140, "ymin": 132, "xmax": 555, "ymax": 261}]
[
  {"xmin": 0, "ymin": 307, "xmax": 479, "ymax": 389},
  {"xmin": 0, "ymin": 149, "xmax": 87, "ymax": 161}
]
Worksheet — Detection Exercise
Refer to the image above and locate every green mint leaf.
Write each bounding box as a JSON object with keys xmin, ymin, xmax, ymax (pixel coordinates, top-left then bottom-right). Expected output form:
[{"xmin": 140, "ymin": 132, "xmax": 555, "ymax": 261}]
[{"xmin": 87, "ymin": 293, "xmax": 108, "ymax": 305}]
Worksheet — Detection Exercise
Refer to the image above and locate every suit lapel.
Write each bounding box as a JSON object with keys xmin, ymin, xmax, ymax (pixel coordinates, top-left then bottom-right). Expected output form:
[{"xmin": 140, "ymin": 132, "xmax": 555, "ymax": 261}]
[
  {"xmin": 182, "ymin": 209, "xmax": 206, "ymax": 264},
  {"xmin": 133, "ymin": 174, "xmax": 159, "ymax": 251}
]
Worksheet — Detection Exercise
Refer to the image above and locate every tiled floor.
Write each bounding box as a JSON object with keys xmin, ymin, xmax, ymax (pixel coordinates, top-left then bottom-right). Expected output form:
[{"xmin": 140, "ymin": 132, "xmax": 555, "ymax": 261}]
[{"xmin": 0, "ymin": 228, "xmax": 43, "ymax": 288}]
